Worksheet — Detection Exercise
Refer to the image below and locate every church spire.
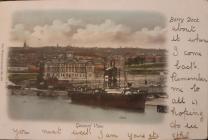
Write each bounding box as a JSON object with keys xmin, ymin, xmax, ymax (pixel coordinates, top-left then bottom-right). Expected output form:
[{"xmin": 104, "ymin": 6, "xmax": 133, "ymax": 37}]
[{"xmin": 23, "ymin": 40, "xmax": 28, "ymax": 48}]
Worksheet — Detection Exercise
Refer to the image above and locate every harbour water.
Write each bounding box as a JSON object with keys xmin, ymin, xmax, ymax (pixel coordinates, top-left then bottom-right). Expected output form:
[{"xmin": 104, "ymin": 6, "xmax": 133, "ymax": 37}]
[{"xmin": 8, "ymin": 95, "xmax": 166, "ymax": 123}]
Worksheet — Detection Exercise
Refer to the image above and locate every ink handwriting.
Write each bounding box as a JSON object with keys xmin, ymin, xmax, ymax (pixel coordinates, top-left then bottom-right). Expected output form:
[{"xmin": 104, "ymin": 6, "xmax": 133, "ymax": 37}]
[
  {"xmin": 12, "ymin": 128, "xmax": 30, "ymax": 139},
  {"xmin": 41, "ymin": 127, "xmax": 62, "ymax": 135},
  {"xmin": 174, "ymin": 60, "xmax": 197, "ymax": 70}
]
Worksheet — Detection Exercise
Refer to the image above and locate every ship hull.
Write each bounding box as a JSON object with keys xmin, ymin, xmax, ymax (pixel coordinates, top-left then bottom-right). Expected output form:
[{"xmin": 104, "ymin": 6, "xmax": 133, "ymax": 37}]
[{"xmin": 70, "ymin": 92, "xmax": 146, "ymax": 112}]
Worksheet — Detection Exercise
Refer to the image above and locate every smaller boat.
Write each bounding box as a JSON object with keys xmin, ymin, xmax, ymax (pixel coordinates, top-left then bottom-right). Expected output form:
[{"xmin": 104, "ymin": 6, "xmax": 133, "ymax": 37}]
[
  {"xmin": 36, "ymin": 89, "xmax": 58, "ymax": 97},
  {"xmin": 157, "ymin": 105, "xmax": 168, "ymax": 113}
]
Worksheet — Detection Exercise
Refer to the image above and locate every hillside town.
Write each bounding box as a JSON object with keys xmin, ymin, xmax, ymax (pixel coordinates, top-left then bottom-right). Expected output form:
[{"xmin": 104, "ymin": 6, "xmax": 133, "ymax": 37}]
[{"xmin": 8, "ymin": 42, "xmax": 167, "ymax": 90}]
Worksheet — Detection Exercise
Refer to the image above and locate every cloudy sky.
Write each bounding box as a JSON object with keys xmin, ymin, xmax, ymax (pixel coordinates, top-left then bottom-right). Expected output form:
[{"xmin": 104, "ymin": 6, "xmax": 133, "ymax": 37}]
[{"xmin": 11, "ymin": 10, "xmax": 166, "ymax": 48}]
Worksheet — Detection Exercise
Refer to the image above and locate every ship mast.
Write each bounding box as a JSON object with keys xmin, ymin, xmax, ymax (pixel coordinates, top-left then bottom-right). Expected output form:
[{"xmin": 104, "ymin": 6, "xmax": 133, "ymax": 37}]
[
  {"xmin": 103, "ymin": 58, "xmax": 107, "ymax": 89},
  {"xmin": 123, "ymin": 55, "xmax": 128, "ymax": 88},
  {"xmin": 85, "ymin": 63, "xmax": 88, "ymax": 86}
]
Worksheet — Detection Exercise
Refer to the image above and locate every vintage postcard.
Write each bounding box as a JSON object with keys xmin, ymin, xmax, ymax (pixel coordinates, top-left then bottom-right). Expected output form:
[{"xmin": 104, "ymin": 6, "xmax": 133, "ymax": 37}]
[{"xmin": 0, "ymin": 0, "xmax": 207, "ymax": 139}]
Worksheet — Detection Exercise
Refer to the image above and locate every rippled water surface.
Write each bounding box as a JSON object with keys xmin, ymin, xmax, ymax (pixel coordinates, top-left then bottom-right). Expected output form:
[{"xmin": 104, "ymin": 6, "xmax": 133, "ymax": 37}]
[{"xmin": 9, "ymin": 95, "xmax": 165, "ymax": 123}]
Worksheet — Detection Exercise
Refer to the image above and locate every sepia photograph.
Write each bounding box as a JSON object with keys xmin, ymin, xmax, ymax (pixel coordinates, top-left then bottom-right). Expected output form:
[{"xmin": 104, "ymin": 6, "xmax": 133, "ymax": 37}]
[{"xmin": 7, "ymin": 10, "xmax": 168, "ymax": 122}]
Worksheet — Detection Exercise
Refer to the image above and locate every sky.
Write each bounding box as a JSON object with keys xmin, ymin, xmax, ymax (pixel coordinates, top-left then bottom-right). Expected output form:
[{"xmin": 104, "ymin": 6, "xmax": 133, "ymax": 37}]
[{"xmin": 11, "ymin": 10, "xmax": 166, "ymax": 48}]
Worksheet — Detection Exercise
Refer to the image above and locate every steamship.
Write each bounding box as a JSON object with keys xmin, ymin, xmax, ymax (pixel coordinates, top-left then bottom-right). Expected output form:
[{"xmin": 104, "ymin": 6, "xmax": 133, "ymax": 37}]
[{"xmin": 69, "ymin": 60, "xmax": 147, "ymax": 112}]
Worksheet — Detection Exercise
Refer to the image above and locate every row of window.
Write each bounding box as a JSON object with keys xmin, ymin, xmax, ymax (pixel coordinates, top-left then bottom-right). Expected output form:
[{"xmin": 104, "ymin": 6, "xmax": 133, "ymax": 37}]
[
  {"xmin": 46, "ymin": 73, "xmax": 93, "ymax": 78},
  {"xmin": 46, "ymin": 66, "xmax": 94, "ymax": 73},
  {"xmin": 60, "ymin": 73, "xmax": 86, "ymax": 78},
  {"xmin": 58, "ymin": 63, "xmax": 91, "ymax": 67},
  {"xmin": 46, "ymin": 63, "xmax": 93, "ymax": 68}
]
